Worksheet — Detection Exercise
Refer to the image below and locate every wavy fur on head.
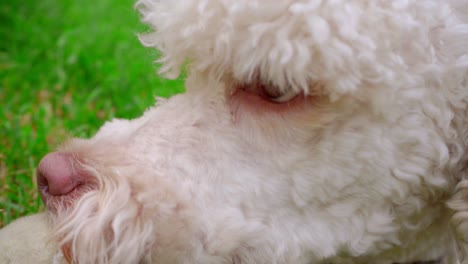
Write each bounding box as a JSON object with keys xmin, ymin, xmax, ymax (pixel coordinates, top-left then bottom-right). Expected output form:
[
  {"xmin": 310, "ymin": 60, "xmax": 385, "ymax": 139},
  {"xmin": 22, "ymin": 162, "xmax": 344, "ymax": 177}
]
[{"xmin": 44, "ymin": 0, "xmax": 468, "ymax": 263}]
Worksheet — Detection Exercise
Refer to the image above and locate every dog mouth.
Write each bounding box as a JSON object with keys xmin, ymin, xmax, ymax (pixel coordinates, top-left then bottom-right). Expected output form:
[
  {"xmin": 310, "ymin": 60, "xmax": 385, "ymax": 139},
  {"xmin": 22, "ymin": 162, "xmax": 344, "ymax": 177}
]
[{"xmin": 38, "ymin": 183, "xmax": 96, "ymax": 214}]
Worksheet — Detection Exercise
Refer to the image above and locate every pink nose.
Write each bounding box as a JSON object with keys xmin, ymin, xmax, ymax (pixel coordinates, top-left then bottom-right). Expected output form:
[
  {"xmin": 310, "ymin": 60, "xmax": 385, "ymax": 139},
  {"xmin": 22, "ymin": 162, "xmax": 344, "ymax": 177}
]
[{"xmin": 37, "ymin": 152, "xmax": 81, "ymax": 196}]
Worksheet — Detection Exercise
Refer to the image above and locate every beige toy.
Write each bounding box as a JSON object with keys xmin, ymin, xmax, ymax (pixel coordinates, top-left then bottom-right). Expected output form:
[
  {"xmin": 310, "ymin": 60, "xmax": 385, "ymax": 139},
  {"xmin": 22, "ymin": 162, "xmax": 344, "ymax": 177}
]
[{"xmin": 0, "ymin": 213, "xmax": 65, "ymax": 264}]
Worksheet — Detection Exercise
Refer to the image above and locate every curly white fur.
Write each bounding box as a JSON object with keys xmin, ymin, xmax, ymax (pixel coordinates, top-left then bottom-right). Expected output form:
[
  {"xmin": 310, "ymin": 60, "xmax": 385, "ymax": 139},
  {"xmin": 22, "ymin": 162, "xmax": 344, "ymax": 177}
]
[
  {"xmin": 3, "ymin": 0, "xmax": 467, "ymax": 263},
  {"xmin": 134, "ymin": 1, "xmax": 467, "ymax": 261}
]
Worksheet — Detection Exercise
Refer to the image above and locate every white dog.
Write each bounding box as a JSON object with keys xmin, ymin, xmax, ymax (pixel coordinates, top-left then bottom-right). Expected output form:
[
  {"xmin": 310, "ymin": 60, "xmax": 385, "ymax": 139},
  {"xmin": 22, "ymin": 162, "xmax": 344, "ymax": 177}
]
[{"xmin": 1, "ymin": 0, "xmax": 468, "ymax": 263}]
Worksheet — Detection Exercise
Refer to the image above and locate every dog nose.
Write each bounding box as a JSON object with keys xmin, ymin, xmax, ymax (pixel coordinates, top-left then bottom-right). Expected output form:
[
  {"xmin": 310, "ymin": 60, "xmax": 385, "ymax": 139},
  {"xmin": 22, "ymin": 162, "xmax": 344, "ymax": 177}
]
[{"xmin": 37, "ymin": 152, "xmax": 80, "ymax": 196}]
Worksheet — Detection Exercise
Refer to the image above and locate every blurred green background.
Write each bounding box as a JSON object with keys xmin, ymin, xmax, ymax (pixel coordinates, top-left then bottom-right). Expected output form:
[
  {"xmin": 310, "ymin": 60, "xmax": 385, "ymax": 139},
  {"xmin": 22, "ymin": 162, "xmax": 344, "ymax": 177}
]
[{"xmin": 0, "ymin": 0, "xmax": 183, "ymax": 227}]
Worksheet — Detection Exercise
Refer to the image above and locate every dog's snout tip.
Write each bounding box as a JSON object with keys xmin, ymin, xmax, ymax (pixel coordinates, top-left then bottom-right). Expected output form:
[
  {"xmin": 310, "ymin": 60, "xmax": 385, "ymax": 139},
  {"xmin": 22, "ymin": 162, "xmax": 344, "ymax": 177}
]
[{"xmin": 37, "ymin": 152, "xmax": 79, "ymax": 196}]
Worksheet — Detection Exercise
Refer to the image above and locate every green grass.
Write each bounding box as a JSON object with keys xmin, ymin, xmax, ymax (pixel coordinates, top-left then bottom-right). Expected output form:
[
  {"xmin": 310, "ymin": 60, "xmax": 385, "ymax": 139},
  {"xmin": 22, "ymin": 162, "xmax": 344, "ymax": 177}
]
[{"xmin": 0, "ymin": 0, "xmax": 183, "ymax": 227}]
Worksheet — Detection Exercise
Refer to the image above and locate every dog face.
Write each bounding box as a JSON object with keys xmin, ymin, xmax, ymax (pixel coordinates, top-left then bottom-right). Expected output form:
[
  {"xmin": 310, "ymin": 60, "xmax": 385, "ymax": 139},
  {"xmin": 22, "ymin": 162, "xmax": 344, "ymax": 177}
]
[{"xmin": 37, "ymin": 0, "xmax": 468, "ymax": 263}]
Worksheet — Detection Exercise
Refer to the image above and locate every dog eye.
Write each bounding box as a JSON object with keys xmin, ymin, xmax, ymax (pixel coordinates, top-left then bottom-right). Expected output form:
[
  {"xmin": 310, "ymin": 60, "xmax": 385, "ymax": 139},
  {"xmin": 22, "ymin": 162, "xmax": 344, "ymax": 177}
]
[{"xmin": 260, "ymin": 83, "xmax": 299, "ymax": 103}]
